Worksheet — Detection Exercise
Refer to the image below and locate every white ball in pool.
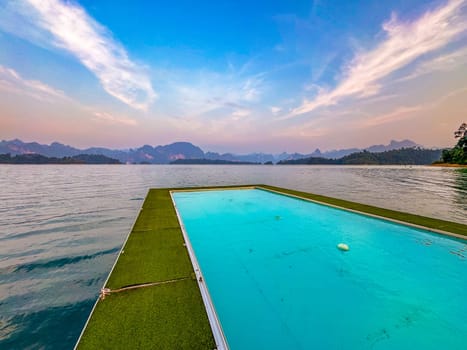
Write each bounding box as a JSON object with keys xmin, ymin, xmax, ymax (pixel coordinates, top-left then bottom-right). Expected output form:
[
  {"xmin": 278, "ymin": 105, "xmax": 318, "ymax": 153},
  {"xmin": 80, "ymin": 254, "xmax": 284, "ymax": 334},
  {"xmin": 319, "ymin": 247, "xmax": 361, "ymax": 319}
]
[{"xmin": 337, "ymin": 243, "xmax": 349, "ymax": 251}]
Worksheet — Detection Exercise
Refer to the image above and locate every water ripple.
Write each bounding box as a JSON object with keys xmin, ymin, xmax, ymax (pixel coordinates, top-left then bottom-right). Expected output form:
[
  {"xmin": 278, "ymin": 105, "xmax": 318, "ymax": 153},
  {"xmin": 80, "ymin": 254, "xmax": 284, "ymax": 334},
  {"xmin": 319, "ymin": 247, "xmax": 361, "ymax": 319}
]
[{"xmin": 13, "ymin": 247, "xmax": 120, "ymax": 273}]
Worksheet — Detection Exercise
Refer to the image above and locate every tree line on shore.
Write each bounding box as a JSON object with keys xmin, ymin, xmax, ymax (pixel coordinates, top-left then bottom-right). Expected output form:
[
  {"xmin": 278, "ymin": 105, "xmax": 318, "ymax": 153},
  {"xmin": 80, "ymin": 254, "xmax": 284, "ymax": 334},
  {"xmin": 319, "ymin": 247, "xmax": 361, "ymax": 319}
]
[
  {"xmin": 0, "ymin": 153, "xmax": 121, "ymax": 164},
  {"xmin": 277, "ymin": 148, "xmax": 442, "ymax": 165},
  {"xmin": 0, "ymin": 148, "xmax": 446, "ymax": 165},
  {"xmin": 440, "ymin": 123, "xmax": 466, "ymax": 165}
]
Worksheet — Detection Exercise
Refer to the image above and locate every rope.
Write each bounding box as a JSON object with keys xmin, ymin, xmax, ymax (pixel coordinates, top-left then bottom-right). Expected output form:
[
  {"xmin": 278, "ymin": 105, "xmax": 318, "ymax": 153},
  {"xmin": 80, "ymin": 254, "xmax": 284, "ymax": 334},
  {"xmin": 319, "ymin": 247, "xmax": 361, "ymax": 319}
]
[{"xmin": 100, "ymin": 276, "xmax": 191, "ymax": 299}]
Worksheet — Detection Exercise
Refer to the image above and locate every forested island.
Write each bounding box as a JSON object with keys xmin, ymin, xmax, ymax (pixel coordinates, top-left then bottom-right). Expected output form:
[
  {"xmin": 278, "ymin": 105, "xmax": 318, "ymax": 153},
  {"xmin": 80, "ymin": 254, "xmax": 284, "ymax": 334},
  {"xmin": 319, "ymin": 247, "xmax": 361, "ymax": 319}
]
[
  {"xmin": 0, "ymin": 153, "xmax": 121, "ymax": 164},
  {"xmin": 438, "ymin": 123, "xmax": 466, "ymax": 165},
  {"xmin": 170, "ymin": 158, "xmax": 259, "ymax": 165},
  {"xmin": 278, "ymin": 148, "xmax": 442, "ymax": 165}
]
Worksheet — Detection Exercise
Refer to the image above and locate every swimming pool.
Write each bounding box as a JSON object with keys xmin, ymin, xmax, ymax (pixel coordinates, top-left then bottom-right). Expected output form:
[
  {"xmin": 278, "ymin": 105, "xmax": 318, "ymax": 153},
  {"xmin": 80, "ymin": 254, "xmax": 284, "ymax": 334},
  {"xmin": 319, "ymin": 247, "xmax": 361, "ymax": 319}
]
[{"xmin": 172, "ymin": 188, "xmax": 466, "ymax": 350}]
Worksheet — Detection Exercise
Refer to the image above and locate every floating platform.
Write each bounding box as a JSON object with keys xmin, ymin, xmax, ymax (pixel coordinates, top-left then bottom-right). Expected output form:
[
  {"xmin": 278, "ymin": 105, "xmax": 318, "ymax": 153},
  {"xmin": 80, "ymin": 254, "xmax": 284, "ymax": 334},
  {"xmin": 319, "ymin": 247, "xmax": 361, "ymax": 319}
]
[{"xmin": 75, "ymin": 185, "xmax": 467, "ymax": 349}]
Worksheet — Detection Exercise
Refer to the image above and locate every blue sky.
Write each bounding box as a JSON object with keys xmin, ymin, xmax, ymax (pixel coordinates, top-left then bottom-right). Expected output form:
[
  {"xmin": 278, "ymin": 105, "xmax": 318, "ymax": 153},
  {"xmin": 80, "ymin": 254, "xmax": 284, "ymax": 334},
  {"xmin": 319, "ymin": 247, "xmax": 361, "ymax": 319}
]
[{"xmin": 0, "ymin": 0, "xmax": 466, "ymax": 153}]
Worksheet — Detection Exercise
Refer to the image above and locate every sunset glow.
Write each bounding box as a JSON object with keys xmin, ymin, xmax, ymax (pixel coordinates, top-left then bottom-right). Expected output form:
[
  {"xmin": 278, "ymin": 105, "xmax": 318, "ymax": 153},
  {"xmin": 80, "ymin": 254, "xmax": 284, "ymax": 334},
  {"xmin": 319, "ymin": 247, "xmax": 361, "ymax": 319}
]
[{"xmin": 1, "ymin": 0, "xmax": 466, "ymax": 152}]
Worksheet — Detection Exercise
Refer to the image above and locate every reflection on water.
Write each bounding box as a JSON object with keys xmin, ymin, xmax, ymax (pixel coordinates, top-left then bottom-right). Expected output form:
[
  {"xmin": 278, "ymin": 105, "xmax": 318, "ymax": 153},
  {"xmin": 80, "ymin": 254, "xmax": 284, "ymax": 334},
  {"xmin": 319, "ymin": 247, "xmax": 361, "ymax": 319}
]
[
  {"xmin": 454, "ymin": 168, "xmax": 467, "ymax": 212},
  {"xmin": 0, "ymin": 165, "xmax": 465, "ymax": 349}
]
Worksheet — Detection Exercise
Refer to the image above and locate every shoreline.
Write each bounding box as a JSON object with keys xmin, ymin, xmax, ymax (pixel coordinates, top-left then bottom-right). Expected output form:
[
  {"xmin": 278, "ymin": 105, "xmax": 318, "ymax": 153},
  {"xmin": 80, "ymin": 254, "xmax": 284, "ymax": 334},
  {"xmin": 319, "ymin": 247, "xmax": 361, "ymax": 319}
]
[{"xmin": 431, "ymin": 163, "xmax": 467, "ymax": 168}]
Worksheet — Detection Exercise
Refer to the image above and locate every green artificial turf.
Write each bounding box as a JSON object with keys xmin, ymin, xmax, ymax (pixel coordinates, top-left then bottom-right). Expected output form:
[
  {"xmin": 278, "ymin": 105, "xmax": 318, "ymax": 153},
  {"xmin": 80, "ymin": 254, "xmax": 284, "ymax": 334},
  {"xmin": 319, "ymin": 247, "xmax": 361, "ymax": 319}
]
[
  {"xmin": 259, "ymin": 185, "xmax": 467, "ymax": 237},
  {"xmin": 77, "ymin": 280, "xmax": 214, "ymax": 349},
  {"xmin": 105, "ymin": 227, "xmax": 193, "ymax": 289},
  {"xmin": 76, "ymin": 188, "xmax": 216, "ymax": 349}
]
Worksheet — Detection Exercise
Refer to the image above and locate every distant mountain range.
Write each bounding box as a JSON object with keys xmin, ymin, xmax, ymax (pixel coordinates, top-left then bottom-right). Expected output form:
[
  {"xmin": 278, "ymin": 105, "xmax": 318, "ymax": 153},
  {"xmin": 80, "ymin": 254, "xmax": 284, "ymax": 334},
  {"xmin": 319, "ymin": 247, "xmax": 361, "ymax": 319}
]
[
  {"xmin": 0, "ymin": 138, "xmax": 424, "ymax": 164},
  {"xmin": 170, "ymin": 158, "xmax": 259, "ymax": 165},
  {"xmin": 278, "ymin": 148, "xmax": 443, "ymax": 165}
]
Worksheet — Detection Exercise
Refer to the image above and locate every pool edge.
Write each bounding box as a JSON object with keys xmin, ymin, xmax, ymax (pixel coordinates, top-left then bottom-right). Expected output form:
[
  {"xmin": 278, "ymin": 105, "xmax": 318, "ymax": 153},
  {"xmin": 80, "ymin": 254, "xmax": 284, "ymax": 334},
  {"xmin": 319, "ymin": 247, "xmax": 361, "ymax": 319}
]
[{"xmin": 170, "ymin": 191, "xmax": 229, "ymax": 350}]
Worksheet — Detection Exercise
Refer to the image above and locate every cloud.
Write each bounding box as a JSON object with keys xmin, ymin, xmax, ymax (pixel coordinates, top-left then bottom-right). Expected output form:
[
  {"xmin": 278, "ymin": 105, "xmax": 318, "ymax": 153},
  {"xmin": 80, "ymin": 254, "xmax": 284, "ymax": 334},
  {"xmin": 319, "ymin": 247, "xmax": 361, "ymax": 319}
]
[
  {"xmin": 0, "ymin": 64, "xmax": 141, "ymax": 128},
  {"xmin": 395, "ymin": 46, "xmax": 467, "ymax": 83},
  {"xmin": 241, "ymin": 76, "xmax": 264, "ymax": 101},
  {"xmin": 0, "ymin": 65, "xmax": 69, "ymax": 102},
  {"xmin": 363, "ymin": 106, "xmax": 423, "ymax": 127},
  {"xmin": 92, "ymin": 112, "xmax": 138, "ymax": 126},
  {"xmin": 361, "ymin": 86, "xmax": 467, "ymax": 127},
  {"xmin": 271, "ymin": 106, "xmax": 282, "ymax": 114},
  {"xmin": 289, "ymin": 0, "xmax": 467, "ymax": 117},
  {"xmin": 165, "ymin": 69, "xmax": 265, "ymax": 118},
  {"xmin": 4, "ymin": 0, "xmax": 156, "ymax": 111},
  {"xmin": 231, "ymin": 109, "xmax": 251, "ymax": 120}
]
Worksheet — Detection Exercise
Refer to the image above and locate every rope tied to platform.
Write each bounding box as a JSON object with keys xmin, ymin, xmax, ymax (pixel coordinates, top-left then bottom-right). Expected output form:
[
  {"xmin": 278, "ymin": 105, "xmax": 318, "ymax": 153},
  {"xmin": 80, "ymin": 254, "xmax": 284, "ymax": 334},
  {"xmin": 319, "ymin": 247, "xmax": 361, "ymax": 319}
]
[{"xmin": 99, "ymin": 276, "xmax": 191, "ymax": 300}]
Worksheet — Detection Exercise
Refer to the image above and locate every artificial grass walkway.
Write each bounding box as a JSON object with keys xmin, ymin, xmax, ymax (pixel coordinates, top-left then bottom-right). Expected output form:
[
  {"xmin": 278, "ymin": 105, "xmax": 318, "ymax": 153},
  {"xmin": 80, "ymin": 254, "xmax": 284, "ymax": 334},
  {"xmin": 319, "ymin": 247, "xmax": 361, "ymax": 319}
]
[
  {"xmin": 259, "ymin": 185, "xmax": 467, "ymax": 237},
  {"xmin": 76, "ymin": 188, "xmax": 216, "ymax": 350},
  {"xmin": 76, "ymin": 184, "xmax": 466, "ymax": 350}
]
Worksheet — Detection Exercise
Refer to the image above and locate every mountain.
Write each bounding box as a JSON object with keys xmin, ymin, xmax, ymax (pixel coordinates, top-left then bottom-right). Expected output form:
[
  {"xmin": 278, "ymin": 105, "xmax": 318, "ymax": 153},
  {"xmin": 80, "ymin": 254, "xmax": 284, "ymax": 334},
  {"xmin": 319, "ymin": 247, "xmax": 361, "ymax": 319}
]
[
  {"xmin": 315, "ymin": 140, "xmax": 420, "ymax": 159},
  {"xmin": 0, "ymin": 139, "xmax": 426, "ymax": 164},
  {"xmin": 0, "ymin": 139, "xmax": 82, "ymax": 157},
  {"xmin": 275, "ymin": 152, "xmax": 310, "ymax": 162},
  {"xmin": 121, "ymin": 142, "xmax": 204, "ymax": 163},
  {"xmin": 205, "ymin": 152, "xmax": 275, "ymax": 163},
  {"xmin": 278, "ymin": 148, "xmax": 442, "ymax": 165},
  {"xmin": 266, "ymin": 140, "xmax": 419, "ymax": 161},
  {"xmin": 78, "ymin": 147, "xmax": 129, "ymax": 161},
  {"xmin": 0, "ymin": 139, "xmax": 204, "ymax": 164},
  {"xmin": 0, "ymin": 153, "xmax": 121, "ymax": 164},
  {"xmin": 170, "ymin": 158, "xmax": 259, "ymax": 165},
  {"xmin": 365, "ymin": 139, "xmax": 419, "ymax": 153},
  {"xmin": 317, "ymin": 147, "xmax": 361, "ymax": 159}
]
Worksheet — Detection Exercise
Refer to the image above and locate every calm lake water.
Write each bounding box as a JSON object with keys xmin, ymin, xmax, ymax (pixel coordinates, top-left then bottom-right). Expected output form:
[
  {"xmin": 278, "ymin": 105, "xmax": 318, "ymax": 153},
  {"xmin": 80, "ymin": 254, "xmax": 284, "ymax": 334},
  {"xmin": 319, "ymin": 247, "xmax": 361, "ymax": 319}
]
[{"xmin": 0, "ymin": 165, "xmax": 466, "ymax": 349}]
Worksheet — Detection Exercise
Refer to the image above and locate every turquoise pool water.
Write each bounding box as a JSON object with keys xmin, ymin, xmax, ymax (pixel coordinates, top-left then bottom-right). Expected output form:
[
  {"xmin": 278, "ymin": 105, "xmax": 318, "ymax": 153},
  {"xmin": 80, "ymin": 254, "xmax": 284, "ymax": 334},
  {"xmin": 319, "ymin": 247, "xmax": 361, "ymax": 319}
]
[{"xmin": 172, "ymin": 188, "xmax": 466, "ymax": 350}]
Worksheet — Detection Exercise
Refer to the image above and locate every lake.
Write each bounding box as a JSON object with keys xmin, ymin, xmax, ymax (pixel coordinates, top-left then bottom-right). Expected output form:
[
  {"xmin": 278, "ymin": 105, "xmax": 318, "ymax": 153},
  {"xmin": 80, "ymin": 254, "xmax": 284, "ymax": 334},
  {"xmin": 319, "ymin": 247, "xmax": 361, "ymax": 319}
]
[{"xmin": 0, "ymin": 165, "xmax": 465, "ymax": 349}]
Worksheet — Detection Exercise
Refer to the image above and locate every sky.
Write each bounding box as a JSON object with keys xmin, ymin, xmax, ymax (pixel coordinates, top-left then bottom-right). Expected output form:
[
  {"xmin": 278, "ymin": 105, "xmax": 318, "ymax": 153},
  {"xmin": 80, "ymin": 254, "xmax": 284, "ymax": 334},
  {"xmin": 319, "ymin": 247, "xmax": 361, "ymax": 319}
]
[{"xmin": 0, "ymin": 0, "xmax": 466, "ymax": 153}]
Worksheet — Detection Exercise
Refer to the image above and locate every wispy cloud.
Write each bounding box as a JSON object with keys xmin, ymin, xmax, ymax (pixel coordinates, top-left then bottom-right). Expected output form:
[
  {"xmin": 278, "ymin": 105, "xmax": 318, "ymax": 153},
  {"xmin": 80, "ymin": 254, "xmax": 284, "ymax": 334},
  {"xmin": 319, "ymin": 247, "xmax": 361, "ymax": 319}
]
[
  {"xmin": 166, "ymin": 69, "xmax": 265, "ymax": 118},
  {"xmin": 0, "ymin": 64, "xmax": 140, "ymax": 128},
  {"xmin": 361, "ymin": 86, "xmax": 467, "ymax": 127},
  {"xmin": 362, "ymin": 106, "xmax": 423, "ymax": 127},
  {"xmin": 394, "ymin": 46, "xmax": 467, "ymax": 83},
  {"xmin": 231, "ymin": 109, "xmax": 251, "ymax": 120},
  {"xmin": 0, "ymin": 65, "xmax": 69, "ymax": 102},
  {"xmin": 4, "ymin": 0, "xmax": 156, "ymax": 111},
  {"xmin": 289, "ymin": 0, "xmax": 467, "ymax": 117},
  {"xmin": 92, "ymin": 112, "xmax": 138, "ymax": 126},
  {"xmin": 241, "ymin": 76, "xmax": 263, "ymax": 101},
  {"xmin": 270, "ymin": 106, "xmax": 282, "ymax": 114}
]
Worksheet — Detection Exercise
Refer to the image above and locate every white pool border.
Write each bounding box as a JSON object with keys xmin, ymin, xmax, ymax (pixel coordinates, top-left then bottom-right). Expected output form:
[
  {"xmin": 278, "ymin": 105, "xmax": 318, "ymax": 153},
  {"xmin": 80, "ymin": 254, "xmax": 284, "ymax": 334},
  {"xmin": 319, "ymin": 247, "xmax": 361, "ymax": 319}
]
[{"xmin": 170, "ymin": 190, "xmax": 234, "ymax": 350}]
